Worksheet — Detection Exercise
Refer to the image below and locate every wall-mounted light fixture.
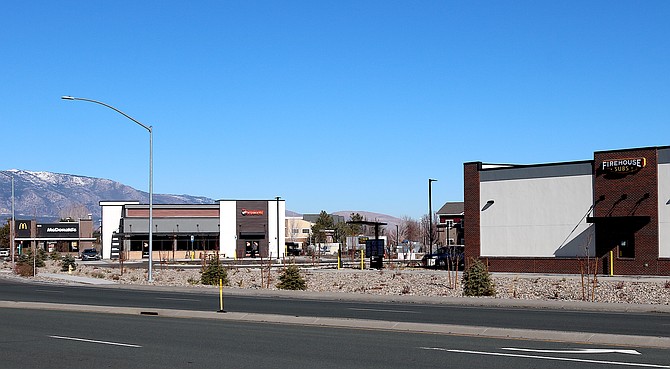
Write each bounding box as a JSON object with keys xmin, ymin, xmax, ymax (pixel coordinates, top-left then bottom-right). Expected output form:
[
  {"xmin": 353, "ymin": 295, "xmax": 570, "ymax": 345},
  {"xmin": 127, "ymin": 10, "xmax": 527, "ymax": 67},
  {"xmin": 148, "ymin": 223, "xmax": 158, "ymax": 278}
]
[{"xmin": 481, "ymin": 200, "xmax": 495, "ymax": 211}]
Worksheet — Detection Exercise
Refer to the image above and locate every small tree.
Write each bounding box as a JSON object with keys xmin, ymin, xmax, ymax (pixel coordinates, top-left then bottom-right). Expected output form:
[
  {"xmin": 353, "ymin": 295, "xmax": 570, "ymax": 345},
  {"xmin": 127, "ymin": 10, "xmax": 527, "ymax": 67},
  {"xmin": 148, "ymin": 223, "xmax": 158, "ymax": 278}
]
[
  {"xmin": 61, "ymin": 255, "xmax": 77, "ymax": 272},
  {"xmin": 277, "ymin": 264, "xmax": 306, "ymax": 290},
  {"xmin": 19, "ymin": 248, "xmax": 46, "ymax": 268},
  {"xmin": 201, "ymin": 254, "xmax": 229, "ymax": 286},
  {"xmin": 462, "ymin": 259, "xmax": 495, "ymax": 297}
]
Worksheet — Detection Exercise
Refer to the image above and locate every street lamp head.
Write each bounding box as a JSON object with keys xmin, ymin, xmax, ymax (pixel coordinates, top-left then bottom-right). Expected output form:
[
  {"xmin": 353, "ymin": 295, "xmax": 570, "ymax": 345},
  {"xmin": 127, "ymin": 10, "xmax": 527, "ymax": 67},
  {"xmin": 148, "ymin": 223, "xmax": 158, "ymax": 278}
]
[
  {"xmin": 61, "ymin": 96, "xmax": 75, "ymax": 100},
  {"xmin": 429, "ymin": 178, "xmax": 438, "ymax": 182}
]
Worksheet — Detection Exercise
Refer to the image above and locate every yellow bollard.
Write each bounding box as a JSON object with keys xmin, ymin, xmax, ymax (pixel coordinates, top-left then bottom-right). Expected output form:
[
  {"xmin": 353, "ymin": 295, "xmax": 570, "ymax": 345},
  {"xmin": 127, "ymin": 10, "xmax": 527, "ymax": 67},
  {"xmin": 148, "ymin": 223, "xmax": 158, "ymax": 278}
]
[
  {"xmin": 609, "ymin": 250, "xmax": 614, "ymax": 276},
  {"xmin": 68, "ymin": 264, "xmax": 73, "ymax": 275},
  {"xmin": 217, "ymin": 278, "xmax": 225, "ymax": 313},
  {"xmin": 361, "ymin": 249, "xmax": 365, "ymax": 270}
]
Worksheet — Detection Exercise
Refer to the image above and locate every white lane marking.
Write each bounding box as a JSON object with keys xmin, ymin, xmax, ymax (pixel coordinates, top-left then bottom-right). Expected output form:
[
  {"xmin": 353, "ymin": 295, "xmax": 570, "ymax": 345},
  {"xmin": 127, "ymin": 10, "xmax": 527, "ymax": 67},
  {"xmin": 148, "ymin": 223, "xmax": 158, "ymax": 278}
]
[
  {"xmin": 419, "ymin": 347, "xmax": 669, "ymax": 368},
  {"xmin": 49, "ymin": 335, "xmax": 142, "ymax": 348},
  {"xmin": 156, "ymin": 297, "xmax": 200, "ymax": 302},
  {"xmin": 349, "ymin": 308, "xmax": 419, "ymax": 314},
  {"xmin": 35, "ymin": 289, "xmax": 64, "ymax": 293},
  {"xmin": 503, "ymin": 347, "xmax": 641, "ymax": 355}
]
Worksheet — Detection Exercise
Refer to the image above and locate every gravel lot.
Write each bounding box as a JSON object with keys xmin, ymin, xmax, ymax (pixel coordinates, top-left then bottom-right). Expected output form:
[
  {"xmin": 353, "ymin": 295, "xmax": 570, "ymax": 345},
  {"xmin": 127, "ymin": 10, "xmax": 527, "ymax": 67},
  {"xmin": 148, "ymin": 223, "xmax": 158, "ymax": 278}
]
[{"xmin": 3, "ymin": 259, "xmax": 670, "ymax": 305}]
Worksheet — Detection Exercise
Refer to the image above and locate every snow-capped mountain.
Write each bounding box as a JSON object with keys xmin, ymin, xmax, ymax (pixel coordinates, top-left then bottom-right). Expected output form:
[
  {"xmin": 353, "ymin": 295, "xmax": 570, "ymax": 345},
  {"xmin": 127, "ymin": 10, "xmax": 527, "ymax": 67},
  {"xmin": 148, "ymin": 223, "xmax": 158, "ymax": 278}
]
[{"xmin": 0, "ymin": 169, "xmax": 214, "ymax": 222}]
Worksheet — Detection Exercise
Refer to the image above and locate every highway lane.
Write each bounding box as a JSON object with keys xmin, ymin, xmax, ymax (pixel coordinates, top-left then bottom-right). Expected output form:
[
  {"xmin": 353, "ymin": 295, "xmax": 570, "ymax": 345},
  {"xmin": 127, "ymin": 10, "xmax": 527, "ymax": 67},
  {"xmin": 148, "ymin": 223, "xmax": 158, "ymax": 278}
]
[
  {"xmin": 1, "ymin": 278, "xmax": 669, "ymax": 338},
  {"xmin": 2, "ymin": 308, "xmax": 669, "ymax": 369}
]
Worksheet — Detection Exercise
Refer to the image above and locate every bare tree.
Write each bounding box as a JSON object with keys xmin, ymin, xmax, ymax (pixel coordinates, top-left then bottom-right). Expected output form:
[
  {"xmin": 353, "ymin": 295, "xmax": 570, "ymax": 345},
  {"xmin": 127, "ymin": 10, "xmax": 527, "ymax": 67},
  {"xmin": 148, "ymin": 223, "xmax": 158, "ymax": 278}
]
[
  {"xmin": 286, "ymin": 218, "xmax": 300, "ymax": 242},
  {"xmin": 420, "ymin": 213, "xmax": 439, "ymax": 249},
  {"xmin": 402, "ymin": 216, "xmax": 420, "ymax": 243}
]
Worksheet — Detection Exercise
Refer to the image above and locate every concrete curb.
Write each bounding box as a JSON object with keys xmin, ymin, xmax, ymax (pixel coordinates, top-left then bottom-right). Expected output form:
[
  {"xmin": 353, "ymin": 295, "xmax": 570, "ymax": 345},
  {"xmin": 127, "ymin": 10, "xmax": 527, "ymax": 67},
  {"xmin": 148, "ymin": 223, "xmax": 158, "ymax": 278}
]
[{"xmin": 1, "ymin": 300, "xmax": 668, "ymax": 349}]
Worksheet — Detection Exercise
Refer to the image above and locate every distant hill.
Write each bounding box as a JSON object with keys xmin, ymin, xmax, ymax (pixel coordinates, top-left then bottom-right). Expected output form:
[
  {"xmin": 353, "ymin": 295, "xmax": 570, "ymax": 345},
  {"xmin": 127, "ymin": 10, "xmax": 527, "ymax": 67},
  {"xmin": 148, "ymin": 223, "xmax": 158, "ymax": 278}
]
[
  {"xmin": 332, "ymin": 211, "xmax": 402, "ymax": 231},
  {"xmin": 0, "ymin": 169, "xmax": 214, "ymax": 222},
  {"xmin": 0, "ymin": 170, "xmax": 404, "ymax": 227}
]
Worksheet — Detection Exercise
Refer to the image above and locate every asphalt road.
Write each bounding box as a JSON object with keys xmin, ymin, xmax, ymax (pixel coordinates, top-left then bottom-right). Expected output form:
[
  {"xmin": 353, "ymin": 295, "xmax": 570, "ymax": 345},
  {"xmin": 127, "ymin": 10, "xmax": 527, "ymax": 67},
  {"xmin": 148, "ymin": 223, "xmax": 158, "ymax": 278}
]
[
  {"xmin": 2, "ymin": 308, "xmax": 669, "ymax": 369},
  {"xmin": 1, "ymin": 278, "xmax": 669, "ymax": 338}
]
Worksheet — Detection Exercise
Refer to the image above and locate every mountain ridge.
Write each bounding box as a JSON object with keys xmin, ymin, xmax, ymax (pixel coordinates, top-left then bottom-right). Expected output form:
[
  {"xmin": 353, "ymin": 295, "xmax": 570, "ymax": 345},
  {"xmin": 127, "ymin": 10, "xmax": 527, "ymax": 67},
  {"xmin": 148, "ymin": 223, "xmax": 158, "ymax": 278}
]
[
  {"xmin": 0, "ymin": 169, "xmax": 213, "ymax": 222},
  {"xmin": 1, "ymin": 170, "xmax": 402, "ymax": 226}
]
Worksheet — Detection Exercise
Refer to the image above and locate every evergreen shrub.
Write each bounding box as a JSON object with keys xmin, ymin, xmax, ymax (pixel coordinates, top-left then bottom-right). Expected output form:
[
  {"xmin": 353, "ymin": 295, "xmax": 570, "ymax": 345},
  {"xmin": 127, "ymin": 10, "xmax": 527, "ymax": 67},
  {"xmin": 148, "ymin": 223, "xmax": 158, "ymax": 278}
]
[
  {"xmin": 462, "ymin": 259, "xmax": 495, "ymax": 297},
  {"xmin": 201, "ymin": 255, "xmax": 229, "ymax": 286},
  {"xmin": 277, "ymin": 264, "xmax": 307, "ymax": 290}
]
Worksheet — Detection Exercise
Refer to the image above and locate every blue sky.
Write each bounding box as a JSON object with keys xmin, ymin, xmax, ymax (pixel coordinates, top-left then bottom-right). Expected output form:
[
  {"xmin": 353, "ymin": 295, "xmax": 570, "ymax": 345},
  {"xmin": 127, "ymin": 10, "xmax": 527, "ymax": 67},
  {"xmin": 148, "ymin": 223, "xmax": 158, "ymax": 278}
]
[{"xmin": 2, "ymin": 1, "xmax": 669, "ymax": 219}]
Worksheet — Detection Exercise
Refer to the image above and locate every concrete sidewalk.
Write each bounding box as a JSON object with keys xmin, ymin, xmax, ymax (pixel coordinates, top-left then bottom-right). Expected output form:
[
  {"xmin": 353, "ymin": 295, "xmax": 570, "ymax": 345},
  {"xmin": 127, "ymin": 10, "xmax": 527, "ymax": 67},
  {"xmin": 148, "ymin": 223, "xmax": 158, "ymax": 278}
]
[{"xmin": 38, "ymin": 273, "xmax": 117, "ymax": 285}]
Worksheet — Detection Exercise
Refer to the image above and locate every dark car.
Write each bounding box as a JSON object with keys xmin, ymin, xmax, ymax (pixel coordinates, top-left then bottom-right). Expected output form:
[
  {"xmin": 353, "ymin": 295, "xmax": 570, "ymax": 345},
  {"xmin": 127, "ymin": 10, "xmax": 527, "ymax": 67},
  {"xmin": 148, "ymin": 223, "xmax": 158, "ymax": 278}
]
[
  {"xmin": 422, "ymin": 246, "xmax": 464, "ymax": 270},
  {"xmin": 286, "ymin": 242, "xmax": 302, "ymax": 256},
  {"xmin": 81, "ymin": 248, "xmax": 101, "ymax": 261}
]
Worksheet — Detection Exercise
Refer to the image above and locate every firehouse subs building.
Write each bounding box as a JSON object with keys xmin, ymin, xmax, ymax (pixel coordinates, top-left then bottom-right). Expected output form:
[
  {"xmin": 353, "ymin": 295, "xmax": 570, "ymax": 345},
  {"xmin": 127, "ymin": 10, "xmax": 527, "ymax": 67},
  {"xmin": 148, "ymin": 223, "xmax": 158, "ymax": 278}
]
[
  {"xmin": 100, "ymin": 199, "xmax": 285, "ymax": 260},
  {"xmin": 464, "ymin": 146, "xmax": 670, "ymax": 276}
]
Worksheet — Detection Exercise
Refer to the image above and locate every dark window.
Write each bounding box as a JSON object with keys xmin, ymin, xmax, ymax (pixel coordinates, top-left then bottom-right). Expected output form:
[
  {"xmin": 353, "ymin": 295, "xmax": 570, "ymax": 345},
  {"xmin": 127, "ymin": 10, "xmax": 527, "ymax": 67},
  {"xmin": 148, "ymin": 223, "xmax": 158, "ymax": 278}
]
[{"xmin": 618, "ymin": 238, "xmax": 635, "ymax": 258}]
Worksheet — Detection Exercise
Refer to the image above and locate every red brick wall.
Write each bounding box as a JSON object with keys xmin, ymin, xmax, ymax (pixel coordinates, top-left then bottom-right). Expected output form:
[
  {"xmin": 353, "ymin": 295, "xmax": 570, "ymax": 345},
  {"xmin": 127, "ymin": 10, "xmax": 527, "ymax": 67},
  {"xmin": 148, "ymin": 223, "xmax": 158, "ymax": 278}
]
[
  {"xmin": 481, "ymin": 258, "xmax": 589, "ymax": 274},
  {"xmin": 463, "ymin": 162, "xmax": 481, "ymax": 267},
  {"xmin": 593, "ymin": 148, "xmax": 666, "ymax": 275},
  {"xmin": 126, "ymin": 208, "xmax": 219, "ymax": 217}
]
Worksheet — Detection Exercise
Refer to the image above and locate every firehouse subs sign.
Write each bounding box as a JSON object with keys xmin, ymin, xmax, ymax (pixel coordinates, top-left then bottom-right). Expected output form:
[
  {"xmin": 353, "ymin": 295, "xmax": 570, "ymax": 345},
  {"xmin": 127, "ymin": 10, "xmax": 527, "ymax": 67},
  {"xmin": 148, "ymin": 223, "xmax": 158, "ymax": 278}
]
[{"xmin": 601, "ymin": 157, "xmax": 646, "ymax": 174}]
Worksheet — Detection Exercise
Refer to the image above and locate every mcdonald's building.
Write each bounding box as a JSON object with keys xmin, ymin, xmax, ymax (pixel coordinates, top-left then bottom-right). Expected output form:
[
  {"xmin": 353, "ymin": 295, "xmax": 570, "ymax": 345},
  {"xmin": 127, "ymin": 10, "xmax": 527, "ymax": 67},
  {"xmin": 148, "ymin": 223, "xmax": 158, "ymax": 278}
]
[
  {"xmin": 13, "ymin": 218, "xmax": 95, "ymax": 254},
  {"xmin": 99, "ymin": 199, "xmax": 285, "ymax": 260},
  {"xmin": 463, "ymin": 145, "xmax": 670, "ymax": 276}
]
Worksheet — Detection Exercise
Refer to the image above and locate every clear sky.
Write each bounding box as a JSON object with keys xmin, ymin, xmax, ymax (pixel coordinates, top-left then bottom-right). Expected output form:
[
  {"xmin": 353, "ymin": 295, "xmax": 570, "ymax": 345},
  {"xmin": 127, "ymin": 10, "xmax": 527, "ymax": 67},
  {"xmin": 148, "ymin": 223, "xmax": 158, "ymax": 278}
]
[{"xmin": 2, "ymin": 1, "xmax": 669, "ymax": 219}]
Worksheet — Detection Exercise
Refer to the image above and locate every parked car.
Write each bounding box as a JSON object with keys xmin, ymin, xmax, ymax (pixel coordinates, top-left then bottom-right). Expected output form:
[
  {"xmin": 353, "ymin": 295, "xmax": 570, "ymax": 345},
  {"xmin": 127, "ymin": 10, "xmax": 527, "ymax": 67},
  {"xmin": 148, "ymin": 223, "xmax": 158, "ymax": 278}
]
[
  {"xmin": 421, "ymin": 246, "xmax": 465, "ymax": 270},
  {"xmin": 80, "ymin": 248, "xmax": 101, "ymax": 261},
  {"xmin": 286, "ymin": 242, "xmax": 302, "ymax": 256},
  {"xmin": 0, "ymin": 248, "xmax": 9, "ymax": 259}
]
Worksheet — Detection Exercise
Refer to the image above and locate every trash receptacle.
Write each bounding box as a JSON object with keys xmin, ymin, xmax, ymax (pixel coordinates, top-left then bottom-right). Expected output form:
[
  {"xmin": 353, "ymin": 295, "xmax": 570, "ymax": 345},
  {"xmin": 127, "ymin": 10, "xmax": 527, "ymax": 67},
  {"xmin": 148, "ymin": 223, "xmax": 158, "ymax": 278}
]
[{"xmin": 370, "ymin": 255, "xmax": 383, "ymax": 269}]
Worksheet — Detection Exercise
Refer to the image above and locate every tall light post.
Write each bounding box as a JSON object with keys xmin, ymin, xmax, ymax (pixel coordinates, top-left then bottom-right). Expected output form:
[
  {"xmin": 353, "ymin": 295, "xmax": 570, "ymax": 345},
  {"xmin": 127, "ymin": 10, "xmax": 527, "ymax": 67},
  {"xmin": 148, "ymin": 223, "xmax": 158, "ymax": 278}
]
[
  {"xmin": 1, "ymin": 171, "xmax": 15, "ymax": 272},
  {"xmin": 61, "ymin": 96, "xmax": 154, "ymax": 282},
  {"xmin": 428, "ymin": 178, "xmax": 437, "ymax": 254},
  {"xmin": 275, "ymin": 196, "xmax": 281, "ymax": 260}
]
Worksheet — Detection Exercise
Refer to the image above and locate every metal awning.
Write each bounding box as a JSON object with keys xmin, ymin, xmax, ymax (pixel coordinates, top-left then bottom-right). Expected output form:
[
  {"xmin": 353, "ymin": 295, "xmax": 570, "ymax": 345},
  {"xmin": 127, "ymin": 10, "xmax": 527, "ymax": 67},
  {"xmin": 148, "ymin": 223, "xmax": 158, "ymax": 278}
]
[
  {"xmin": 586, "ymin": 216, "xmax": 650, "ymax": 228},
  {"xmin": 14, "ymin": 238, "xmax": 97, "ymax": 242}
]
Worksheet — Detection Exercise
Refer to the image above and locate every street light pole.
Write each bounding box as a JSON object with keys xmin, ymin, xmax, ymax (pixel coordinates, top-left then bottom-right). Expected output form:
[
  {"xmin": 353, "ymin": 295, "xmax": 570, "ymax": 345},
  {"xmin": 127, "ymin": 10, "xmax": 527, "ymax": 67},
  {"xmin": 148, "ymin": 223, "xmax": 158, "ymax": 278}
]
[
  {"xmin": 428, "ymin": 178, "xmax": 437, "ymax": 255},
  {"xmin": 61, "ymin": 96, "xmax": 154, "ymax": 282},
  {"xmin": 275, "ymin": 196, "xmax": 281, "ymax": 261},
  {"xmin": 1, "ymin": 172, "xmax": 15, "ymax": 272}
]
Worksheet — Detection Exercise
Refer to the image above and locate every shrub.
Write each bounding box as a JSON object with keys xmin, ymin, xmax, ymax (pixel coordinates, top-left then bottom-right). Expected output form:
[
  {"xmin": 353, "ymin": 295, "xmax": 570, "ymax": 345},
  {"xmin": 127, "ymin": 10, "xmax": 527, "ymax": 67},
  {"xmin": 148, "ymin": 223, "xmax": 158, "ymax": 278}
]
[
  {"xmin": 462, "ymin": 259, "xmax": 495, "ymax": 297},
  {"xmin": 36, "ymin": 248, "xmax": 48, "ymax": 266},
  {"xmin": 50, "ymin": 251, "xmax": 62, "ymax": 261},
  {"xmin": 18, "ymin": 249, "xmax": 46, "ymax": 268},
  {"xmin": 61, "ymin": 255, "xmax": 77, "ymax": 272},
  {"xmin": 277, "ymin": 264, "xmax": 307, "ymax": 290},
  {"xmin": 201, "ymin": 255, "xmax": 229, "ymax": 286},
  {"xmin": 15, "ymin": 262, "xmax": 34, "ymax": 277}
]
